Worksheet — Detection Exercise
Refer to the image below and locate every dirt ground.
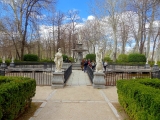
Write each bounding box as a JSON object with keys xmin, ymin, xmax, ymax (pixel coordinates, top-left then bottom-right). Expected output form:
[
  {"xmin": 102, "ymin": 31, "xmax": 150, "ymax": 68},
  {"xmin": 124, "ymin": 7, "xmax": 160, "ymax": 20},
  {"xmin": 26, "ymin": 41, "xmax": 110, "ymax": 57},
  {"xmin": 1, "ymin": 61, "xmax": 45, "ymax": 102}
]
[
  {"xmin": 112, "ymin": 102, "xmax": 131, "ymax": 120},
  {"xmin": 16, "ymin": 102, "xmax": 42, "ymax": 120}
]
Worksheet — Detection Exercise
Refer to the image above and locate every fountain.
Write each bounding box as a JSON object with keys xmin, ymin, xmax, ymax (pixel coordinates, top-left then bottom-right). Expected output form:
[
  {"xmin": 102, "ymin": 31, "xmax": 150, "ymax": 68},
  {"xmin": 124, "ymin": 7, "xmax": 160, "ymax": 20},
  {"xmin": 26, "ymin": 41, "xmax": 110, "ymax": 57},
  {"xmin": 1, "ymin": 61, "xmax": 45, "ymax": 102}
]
[{"xmin": 72, "ymin": 35, "xmax": 88, "ymax": 69}]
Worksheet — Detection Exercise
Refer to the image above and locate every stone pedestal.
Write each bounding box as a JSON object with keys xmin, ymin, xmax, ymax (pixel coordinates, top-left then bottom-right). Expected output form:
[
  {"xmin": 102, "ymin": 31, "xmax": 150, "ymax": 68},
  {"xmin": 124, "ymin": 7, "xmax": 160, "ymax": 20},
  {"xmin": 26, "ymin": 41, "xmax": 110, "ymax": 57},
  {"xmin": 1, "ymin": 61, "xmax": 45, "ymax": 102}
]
[
  {"xmin": 1, "ymin": 63, "xmax": 7, "ymax": 69},
  {"xmin": 93, "ymin": 72, "xmax": 106, "ymax": 89},
  {"xmin": 145, "ymin": 64, "xmax": 150, "ymax": 69},
  {"xmin": 10, "ymin": 63, "xmax": 15, "ymax": 67},
  {"xmin": 52, "ymin": 72, "xmax": 65, "ymax": 88},
  {"xmin": 153, "ymin": 65, "xmax": 159, "ymax": 71}
]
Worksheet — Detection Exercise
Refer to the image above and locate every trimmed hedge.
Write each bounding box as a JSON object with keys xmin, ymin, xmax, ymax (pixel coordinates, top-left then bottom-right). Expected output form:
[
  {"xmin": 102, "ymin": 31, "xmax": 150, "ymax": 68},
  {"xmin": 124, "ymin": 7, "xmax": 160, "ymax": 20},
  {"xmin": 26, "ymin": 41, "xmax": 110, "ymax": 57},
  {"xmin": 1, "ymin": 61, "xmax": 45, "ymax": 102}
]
[
  {"xmin": 0, "ymin": 59, "xmax": 11, "ymax": 66},
  {"xmin": 128, "ymin": 53, "xmax": 146, "ymax": 62},
  {"xmin": 117, "ymin": 54, "xmax": 128, "ymax": 63},
  {"xmin": 103, "ymin": 56, "xmax": 112, "ymax": 62},
  {"xmin": 69, "ymin": 57, "xmax": 75, "ymax": 62},
  {"xmin": 0, "ymin": 76, "xmax": 36, "ymax": 120},
  {"xmin": 62, "ymin": 54, "xmax": 68, "ymax": 62},
  {"xmin": 117, "ymin": 78, "xmax": 160, "ymax": 120},
  {"xmin": 86, "ymin": 54, "xmax": 96, "ymax": 61},
  {"xmin": 23, "ymin": 54, "xmax": 39, "ymax": 61}
]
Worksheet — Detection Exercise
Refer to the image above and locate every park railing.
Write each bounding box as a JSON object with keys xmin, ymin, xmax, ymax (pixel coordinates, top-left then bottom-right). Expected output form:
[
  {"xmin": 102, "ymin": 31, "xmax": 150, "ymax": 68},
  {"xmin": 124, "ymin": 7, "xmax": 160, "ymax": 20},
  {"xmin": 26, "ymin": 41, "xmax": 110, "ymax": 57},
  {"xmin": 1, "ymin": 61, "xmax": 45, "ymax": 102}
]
[
  {"xmin": 4, "ymin": 69, "xmax": 53, "ymax": 86},
  {"xmin": 105, "ymin": 63, "xmax": 153, "ymax": 86},
  {"xmin": 87, "ymin": 66, "xmax": 94, "ymax": 83},
  {"xmin": 0, "ymin": 62, "xmax": 73, "ymax": 86},
  {"xmin": 0, "ymin": 62, "xmax": 55, "ymax": 86},
  {"xmin": 105, "ymin": 71, "xmax": 151, "ymax": 86},
  {"xmin": 64, "ymin": 65, "xmax": 72, "ymax": 83}
]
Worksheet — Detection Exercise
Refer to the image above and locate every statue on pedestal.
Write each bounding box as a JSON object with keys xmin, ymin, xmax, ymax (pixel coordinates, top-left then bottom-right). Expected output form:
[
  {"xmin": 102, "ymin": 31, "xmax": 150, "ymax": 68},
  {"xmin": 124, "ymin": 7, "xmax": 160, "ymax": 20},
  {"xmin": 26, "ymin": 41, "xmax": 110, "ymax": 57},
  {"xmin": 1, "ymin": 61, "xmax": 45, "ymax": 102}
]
[
  {"xmin": 154, "ymin": 58, "xmax": 157, "ymax": 65},
  {"xmin": 2, "ymin": 56, "xmax": 5, "ymax": 63},
  {"xmin": 54, "ymin": 48, "xmax": 63, "ymax": 72},
  {"xmin": 146, "ymin": 58, "xmax": 148, "ymax": 64},
  {"xmin": 11, "ymin": 57, "xmax": 14, "ymax": 63},
  {"xmin": 96, "ymin": 48, "xmax": 103, "ymax": 72},
  {"xmin": 10, "ymin": 57, "xmax": 15, "ymax": 67},
  {"xmin": 78, "ymin": 34, "xmax": 82, "ymax": 44}
]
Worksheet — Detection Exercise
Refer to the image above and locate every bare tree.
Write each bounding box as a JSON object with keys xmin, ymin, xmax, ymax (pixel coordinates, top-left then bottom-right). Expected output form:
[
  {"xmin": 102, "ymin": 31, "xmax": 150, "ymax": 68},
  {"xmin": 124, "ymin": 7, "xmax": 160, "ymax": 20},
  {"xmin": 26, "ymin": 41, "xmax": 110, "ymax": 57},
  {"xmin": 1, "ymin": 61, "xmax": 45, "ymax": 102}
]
[
  {"xmin": 82, "ymin": 18, "xmax": 105, "ymax": 54},
  {"xmin": 1, "ymin": 0, "xmax": 56, "ymax": 60},
  {"xmin": 127, "ymin": 0, "xmax": 159, "ymax": 55},
  {"xmin": 118, "ymin": 21, "xmax": 129, "ymax": 54},
  {"xmin": 90, "ymin": 0, "xmax": 122, "ymax": 62},
  {"xmin": 66, "ymin": 10, "xmax": 80, "ymax": 57},
  {"xmin": 151, "ymin": 27, "xmax": 160, "ymax": 61}
]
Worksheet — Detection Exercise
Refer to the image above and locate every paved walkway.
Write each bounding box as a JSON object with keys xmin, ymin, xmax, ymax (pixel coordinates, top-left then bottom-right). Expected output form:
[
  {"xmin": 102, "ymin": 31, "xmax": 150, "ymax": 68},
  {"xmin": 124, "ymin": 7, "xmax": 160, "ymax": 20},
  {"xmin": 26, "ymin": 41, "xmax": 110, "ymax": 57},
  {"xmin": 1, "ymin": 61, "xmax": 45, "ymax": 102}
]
[
  {"xmin": 66, "ymin": 70, "xmax": 92, "ymax": 86},
  {"xmin": 31, "ymin": 70, "xmax": 122, "ymax": 120}
]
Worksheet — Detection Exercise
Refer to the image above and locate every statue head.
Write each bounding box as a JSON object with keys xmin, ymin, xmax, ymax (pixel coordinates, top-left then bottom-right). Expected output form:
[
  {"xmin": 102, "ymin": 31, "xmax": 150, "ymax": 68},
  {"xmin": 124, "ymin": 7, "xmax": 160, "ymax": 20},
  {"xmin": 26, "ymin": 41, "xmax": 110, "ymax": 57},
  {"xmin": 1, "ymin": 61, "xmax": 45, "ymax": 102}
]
[{"xmin": 58, "ymin": 48, "xmax": 61, "ymax": 52}]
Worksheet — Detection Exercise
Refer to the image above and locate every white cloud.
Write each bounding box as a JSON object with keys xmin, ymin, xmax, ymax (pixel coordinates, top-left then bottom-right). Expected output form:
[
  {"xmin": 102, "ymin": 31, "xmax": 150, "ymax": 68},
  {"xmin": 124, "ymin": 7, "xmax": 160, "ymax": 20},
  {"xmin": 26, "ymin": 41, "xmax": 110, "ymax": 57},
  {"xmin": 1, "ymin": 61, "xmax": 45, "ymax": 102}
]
[{"xmin": 87, "ymin": 15, "xmax": 95, "ymax": 21}]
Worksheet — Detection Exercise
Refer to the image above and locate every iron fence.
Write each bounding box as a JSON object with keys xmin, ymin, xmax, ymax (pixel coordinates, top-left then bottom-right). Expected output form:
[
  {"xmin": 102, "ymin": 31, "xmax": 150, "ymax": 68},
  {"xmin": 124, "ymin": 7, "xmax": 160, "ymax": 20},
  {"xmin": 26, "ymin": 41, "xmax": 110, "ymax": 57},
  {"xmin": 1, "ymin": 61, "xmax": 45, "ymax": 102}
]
[
  {"xmin": 104, "ymin": 64, "xmax": 154, "ymax": 86},
  {"xmin": 64, "ymin": 65, "xmax": 72, "ymax": 83},
  {"xmin": 0, "ymin": 62, "xmax": 73, "ymax": 86},
  {"xmin": 0, "ymin": 62, "xmax": 55, "ymax": 86},
  {"xmin": 5, "ymin": 69, "xmax": 53, "ymax": 86},
  {"xmin": 86, "ymin": 66, "xmax": 94, "ymax": 83},
  {"xmin": 105, "ymin": 71, "xmax": 151, "ymax": 86}
]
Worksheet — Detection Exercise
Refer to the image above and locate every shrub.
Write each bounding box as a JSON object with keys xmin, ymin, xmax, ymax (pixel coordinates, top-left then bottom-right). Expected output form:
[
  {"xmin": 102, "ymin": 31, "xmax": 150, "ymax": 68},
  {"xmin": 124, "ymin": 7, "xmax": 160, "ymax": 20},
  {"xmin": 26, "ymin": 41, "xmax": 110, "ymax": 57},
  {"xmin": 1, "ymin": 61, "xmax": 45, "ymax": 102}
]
[
  {"xmin": 103, "ymin": 56, "xmax": 112, "ymax": 62},
  {"xmin": 157, "ymin": 61, "xmax": 160, "ymax": 67},
  {"xmin": 40, "ymin": 59, "xmax": 53, "ymax": 62},
  {"xmin": 0, "ymin": 59, "xmax": 11, "ymax": 66},
  {"xmin": 68, "ymin": 57, "xmax": 74, "ymax": 62},
  {"xmin": 128, "ymin": 53, "xmax": 146, "ymax": 63},
  {"xmin": 0, "ymin": 76, "xmax": 36, "ymax": 120},
  {"xmin": 86, "ymin": 54, "xmax": 96, "ymax": 61},
  {"xmin": 5, "ymin": 59, "xmax": 11, "ymax": 66},
  {"xmin": 23, "ymin": 54, "xmax": 39, "ymax": 61},
  {"xmin": 117, "ymin": 78, "xmax": 160, "ymax": 120},
  {"xmin": 117, "ymin": 54, "xmax": 128, "ymax": 63},
  {"xmin": 62, "ymin": 54, "xmax": 68, "ymax": 62}
]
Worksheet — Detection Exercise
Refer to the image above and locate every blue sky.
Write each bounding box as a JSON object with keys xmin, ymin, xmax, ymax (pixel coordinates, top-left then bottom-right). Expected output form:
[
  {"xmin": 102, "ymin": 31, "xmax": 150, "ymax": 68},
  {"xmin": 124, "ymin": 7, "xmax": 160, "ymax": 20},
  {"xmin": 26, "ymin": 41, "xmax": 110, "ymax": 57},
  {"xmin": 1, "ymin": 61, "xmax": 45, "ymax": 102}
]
[{"xmin": 56, "ymin": 0, "xmax": 91, "ymax": 19}]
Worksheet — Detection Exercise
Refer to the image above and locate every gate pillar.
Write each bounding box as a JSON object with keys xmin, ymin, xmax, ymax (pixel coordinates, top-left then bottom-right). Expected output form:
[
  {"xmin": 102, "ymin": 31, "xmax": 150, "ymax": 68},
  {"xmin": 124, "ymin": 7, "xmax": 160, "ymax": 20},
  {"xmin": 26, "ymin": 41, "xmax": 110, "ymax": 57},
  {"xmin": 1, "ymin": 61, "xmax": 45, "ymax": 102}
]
[
  {"xmin": 93, "ymin": 72, "xmax": 106, "ymax": 89},
  {"xmin": 52, "ymin": 72, "xmax": 65, "ymax": 88}
]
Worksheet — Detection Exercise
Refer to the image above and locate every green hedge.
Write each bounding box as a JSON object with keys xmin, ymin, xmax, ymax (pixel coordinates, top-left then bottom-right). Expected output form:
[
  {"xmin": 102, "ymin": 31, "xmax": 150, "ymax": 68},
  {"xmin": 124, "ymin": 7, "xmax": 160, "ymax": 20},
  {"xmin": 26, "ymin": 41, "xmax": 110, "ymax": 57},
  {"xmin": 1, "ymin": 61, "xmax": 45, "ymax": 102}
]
[
  {"xmin": 128, "ymin": 53, "xmax": 146, "ymax": 62},
  {"xmin": 68, "ymin": 57, "xmax": 74, "ymax": 62},
  {"xmin": 62, "ymin": 54, "xmax": 68, "ymax": 62},
  {"xmin": 39, "ymin": 59, "xmax": 53, "ymax": 62},
  {"xmin": 117, "ymin": 54, "xmax": 128, "ymax": 63},
  {"xmin": 117, "ymin": 78, "xmax": 160, "ymax": 120},
  {"xmin": 86, "ymin": 54, "xmax": 96, "ymax": 61},
  {"xmin": 103, "ymin": 56, "xmax": 112, "ymax": 62},
  {"xmin": 0, "ymin": 76, "xmax": 36, "ymax": 120},
  {"xmin": 23, "ymin": 54, "xmax": 39, "ymax": 61},
  {"xmin": 0, "ymin": 59, "xmax": 11, "ymax": 66}
]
